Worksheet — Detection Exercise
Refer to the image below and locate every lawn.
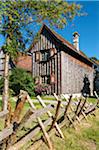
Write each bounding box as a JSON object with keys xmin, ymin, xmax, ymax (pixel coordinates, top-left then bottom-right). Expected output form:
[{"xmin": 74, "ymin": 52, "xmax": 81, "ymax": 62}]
[
  {"xmin": 0, "ymin": 96, "xmax": 99, "ymax": 150},
  {"xmin": 39, "ymin": 109, "xmax": 99, "ymax": 150}
]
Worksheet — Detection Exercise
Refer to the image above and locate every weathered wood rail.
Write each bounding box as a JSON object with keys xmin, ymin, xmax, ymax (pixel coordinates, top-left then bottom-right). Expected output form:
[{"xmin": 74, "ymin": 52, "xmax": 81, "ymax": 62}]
[
  {"xmin": 0, "ymin": 90, "xmax": 98, "ymax": 150},
  {"xmin": 0, "ymin": 110, "xmax": 9, "ymax": 118}
]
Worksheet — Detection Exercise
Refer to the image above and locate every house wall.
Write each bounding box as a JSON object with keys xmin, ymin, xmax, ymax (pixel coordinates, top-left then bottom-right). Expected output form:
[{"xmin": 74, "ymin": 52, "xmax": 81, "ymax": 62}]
[
  {"xmin": 61, "ymin": 51, "xmax": 94, "ymax": 95},
  {"xmin": 32, "ymin": 31, "xmax": 62, "ymax": 94},
  {"xmin": 31, "ymin": 29, "xmax": 94, "ymax": 95}
]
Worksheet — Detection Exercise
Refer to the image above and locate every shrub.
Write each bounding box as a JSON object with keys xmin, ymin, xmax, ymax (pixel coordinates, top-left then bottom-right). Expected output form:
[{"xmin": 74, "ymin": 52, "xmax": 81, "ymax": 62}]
[
  {"xmin": 34, "ymin": 84, "xmax": 50, "ymax": 96},
  {"xmin": 9, "ymin": 68, "xmax": 35, "ymax": 96}
]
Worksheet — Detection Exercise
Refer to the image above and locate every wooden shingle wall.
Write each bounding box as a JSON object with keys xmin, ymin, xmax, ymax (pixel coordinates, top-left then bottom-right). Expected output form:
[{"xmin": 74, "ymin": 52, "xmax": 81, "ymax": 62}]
[
  {"xmin": 61, "ymin": 51, "xmax": 94, "ymax": 95},
  {"xmin": 31, "ymin": 29, "xmax": 94, "ymax": 95}
]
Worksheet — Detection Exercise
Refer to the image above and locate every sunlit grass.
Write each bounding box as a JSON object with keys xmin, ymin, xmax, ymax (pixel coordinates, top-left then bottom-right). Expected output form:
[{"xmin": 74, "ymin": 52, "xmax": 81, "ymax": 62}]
[
  {"xmin": 40, "ymin": 110, "xmax": 99, "ymax": 150},
  {"xmin": 0, "ymin": 95, "xmax": 98, "ymax": 150}
]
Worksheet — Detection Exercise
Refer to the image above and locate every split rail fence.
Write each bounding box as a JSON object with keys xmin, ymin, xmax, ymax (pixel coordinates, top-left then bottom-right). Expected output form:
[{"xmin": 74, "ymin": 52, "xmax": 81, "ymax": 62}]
[{"xmin": 0, "ymin": 91, "xmax": 99, "ymax": 150}]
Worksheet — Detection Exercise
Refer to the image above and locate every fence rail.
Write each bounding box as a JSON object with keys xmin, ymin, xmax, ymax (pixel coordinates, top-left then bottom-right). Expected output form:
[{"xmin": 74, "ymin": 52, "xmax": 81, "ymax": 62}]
[{"xmin": 0, "ymin": 90, "xmax": 98, "ymax": 150}]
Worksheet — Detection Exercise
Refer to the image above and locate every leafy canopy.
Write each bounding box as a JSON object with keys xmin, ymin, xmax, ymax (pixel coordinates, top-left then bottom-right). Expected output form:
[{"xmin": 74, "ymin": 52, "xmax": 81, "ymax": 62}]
[{"xmin": 0, "ymin": 0, "xmax": 82, "ymax": 56}]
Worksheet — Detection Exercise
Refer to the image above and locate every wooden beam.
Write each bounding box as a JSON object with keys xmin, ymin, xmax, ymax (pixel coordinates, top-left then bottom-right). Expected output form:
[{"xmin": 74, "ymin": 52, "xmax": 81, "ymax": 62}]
[
  {"xmin": 54, "ymin": 93, "xmax": 64, "ymax": 108},
  {"xmin": 0, "ymin": 110, "xmax": 9, "ymax": 118},
  {"xmin": 64, "ymin": 95, "xmax": 72, "ymax": 117},
  {"xmin": 77, "ymin": 98, "xmax": 87, "ymax": 117},
  {"xmin": 8, "ymin": 118, "xmax": 53, "ymax": 150},
  {"xmin": 72, "ymin": 98, "xmax": 82, "ymax": 121},
  {"xmin": 37, "ymin": 95, "xmax": 64, "ymax": 139},
  {"xmin": 25, "ymin": 104, "xmax": 54, "ymax": 125},
  {"xmin": 11, "ymin": 90, "xmax": 28, "ymax": 123},
  {"xmin": 49, "ymin": 100, "xmax": 61, "ymax": 130},
  {"xmin": 26, "ymin": 94, "xmax": 53, "ymax": 150},
  {"xmin": 0, "ymin": 124, "xmax": 13, "ymax": 142},
  {"xmin": 62, "ymin": 94, "xmax": 81, "ymax": 124}
]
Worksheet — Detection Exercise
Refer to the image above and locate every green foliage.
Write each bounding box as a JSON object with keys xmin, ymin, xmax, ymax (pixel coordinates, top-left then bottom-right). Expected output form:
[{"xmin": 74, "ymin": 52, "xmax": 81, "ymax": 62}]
[
  {"xmin": 0, "ymin": 68, "xmax": 35, "ymax": 96},
  {"xmin": 0, "ymin": 68, "xmax": 34, "ymax": 96},
  {"xmin": 9, "ymin": 68, "xmax": 35, "ymax": 96},
  {"xmin": 90, "ymin": 57, "xmax": 98, "ymax": 62},
  {"xmin": 0, "ymin": 0, "xmax": 82, "ymax": 55},
  {"xmin": 0, "ymin": 0, "xmax": 82, "ymax": 104}
]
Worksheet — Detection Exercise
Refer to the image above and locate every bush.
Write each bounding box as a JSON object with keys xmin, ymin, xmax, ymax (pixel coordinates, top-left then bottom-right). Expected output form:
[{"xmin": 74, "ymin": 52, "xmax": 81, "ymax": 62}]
[
  {"xmin": 34, "ymin": 84, "xmax": 50, "ymax": 96},
  {"xmin": 9, "ymin": 68, "xmax": 35, "ymax": 96}
]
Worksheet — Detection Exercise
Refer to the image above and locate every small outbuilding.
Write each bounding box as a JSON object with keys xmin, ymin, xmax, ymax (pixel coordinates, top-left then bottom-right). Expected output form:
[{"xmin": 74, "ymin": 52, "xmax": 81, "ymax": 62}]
[{"xmin": 30, "ymin": 24, "xmax": 94, "ymax": 95}]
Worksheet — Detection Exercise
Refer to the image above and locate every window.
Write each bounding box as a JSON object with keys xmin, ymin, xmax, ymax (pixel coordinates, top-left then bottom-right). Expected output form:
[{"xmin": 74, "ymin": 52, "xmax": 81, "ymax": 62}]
[
  {"xmin": 35, "ymin": 52, "xmax": 41, "ymax": 62},
  {"xmin": 42, "ymin": 51, "xmax": 50, "ymax": 61}
]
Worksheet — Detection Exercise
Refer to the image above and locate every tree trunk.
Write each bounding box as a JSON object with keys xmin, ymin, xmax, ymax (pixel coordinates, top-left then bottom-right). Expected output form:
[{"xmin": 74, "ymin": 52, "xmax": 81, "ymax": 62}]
[{"xmin": 2, "ymin": 53, "xmax": 9, "ymax": 111}]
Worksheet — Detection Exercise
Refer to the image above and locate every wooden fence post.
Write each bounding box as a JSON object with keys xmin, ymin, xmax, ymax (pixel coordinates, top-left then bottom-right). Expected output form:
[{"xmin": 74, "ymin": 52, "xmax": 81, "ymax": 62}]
[
  {"xmin": 64, "ymin": 95, "xmax": 72, "ymax": 117},
  {"xmin": 26, "ymin": 93, "xmax": 53, "ymax": 150},
  {"xmin": 11, "ymin": 90, "xmax": 28, "ymax": 124},
  {"xmin": 77, "ymin": 98, "xmax": 87, "ymax": 118},
  {"xmin": 62, "ymin": 94, "xmax": 81, "ymax": 124},
  {"xmin": 49, "ymin": 100, "xmax": 61, "ymax": 131},
  {"xmin": 6, "ymin": 90, "xmax": 29, "ymax": 147},
  {"xmin": 72, "ymin": 98, "xmax": 82, "ymax": 122},
  {"xmin": 37, "ymin": 95, "xmax": 64, "ymax": 139}
]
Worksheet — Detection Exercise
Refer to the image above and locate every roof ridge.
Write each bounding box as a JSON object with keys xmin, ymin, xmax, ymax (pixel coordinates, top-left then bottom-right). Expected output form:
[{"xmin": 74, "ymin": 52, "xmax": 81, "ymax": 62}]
[
  {"xmin": 29, "ymin": 23, "xmax": 93, "ymax": 65},
  {"xmin": 41, "ymin": 24, "xmax": 92, "ymax": 64},
  {"xmin": 42, "ymin": 24, "xmax": 77, "ymax": 51}
]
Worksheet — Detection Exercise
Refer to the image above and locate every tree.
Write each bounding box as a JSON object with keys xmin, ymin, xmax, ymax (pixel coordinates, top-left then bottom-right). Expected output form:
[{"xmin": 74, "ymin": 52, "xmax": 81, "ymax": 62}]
[
  {"xmin": 90, "ymin": 57, "xmax": 98, "ymax": 61},
  {"xmin": 81, "ymin": 75, "xmax": 91, "ymax": 97},
  {"xmin": 0, "ymin": 0, "xmax": 82, "ymax": 110}
]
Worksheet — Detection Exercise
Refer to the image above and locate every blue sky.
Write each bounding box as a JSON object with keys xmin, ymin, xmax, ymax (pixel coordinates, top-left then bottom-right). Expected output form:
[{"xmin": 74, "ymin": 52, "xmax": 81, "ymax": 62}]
[
  {"xmin": 0, "ymin": 1, "xmax": 99, "ymax": 59},
  {"xmin": 54, "ymin": 1, "xmax": 99, "ymax": 59}
]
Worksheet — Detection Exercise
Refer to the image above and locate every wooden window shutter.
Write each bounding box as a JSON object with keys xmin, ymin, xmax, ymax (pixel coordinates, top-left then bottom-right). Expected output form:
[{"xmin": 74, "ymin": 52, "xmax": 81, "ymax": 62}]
[
  {"xmin": 50, "ymin": 48, "xmax": 56, "ymax": 57},
  {"xmin": 35, "ymin": 52, "xmax": 42, "ymax": 62},
  {"xmin": 50, "ymin": 73, "xmax": 55, "ymax": 84}
]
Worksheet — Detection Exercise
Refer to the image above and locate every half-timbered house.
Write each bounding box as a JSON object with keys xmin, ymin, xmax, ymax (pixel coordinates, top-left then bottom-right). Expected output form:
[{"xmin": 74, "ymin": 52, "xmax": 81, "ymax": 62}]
[{"xmin": 30, "ymin": 24, "xmax": 94, "ymax": 95}]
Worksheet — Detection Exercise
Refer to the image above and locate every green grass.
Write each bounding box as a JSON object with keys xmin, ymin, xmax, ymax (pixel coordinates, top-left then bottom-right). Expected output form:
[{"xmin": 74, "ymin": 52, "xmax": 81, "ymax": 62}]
[
  {"xmin": 39, "ymin": 110, "xmax": 99, "ymax": 150},
  {"xmin": 87, "ymin": 97, "xmax": 97, "ymax": 104},
  {"xmin": 31, "ymin": 95, "xmax": 56, "ymax": 100},
  {"xmin": 0, "ymin": 95, "xmax": 98, "ymax": 150}
]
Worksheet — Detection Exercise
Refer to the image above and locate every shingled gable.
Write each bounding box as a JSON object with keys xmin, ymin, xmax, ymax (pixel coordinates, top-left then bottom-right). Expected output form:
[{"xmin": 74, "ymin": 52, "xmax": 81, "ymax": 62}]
[{"xmin": 30, "ymin": 24, "xmax": 93, "ymax": 67}]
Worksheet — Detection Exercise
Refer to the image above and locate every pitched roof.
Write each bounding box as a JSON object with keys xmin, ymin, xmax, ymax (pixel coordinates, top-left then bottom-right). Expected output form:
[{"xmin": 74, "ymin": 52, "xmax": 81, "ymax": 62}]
[
  {"xmin": 40, "ymin": 24, "xmax": 93, "ymax": 65},
  {"xmin": 0, "ymin": 49, "xmax": 32, "ymax": 72},
  {"xmin": 28, "ymin": 24, "xmax": 93, "ymax": 66},
  {"xmin": 14, "ymin": 52, "xmax": 32, "ymax": 72}
]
